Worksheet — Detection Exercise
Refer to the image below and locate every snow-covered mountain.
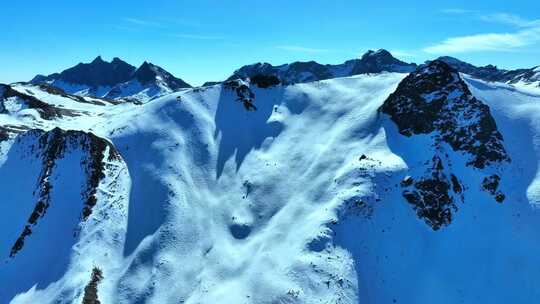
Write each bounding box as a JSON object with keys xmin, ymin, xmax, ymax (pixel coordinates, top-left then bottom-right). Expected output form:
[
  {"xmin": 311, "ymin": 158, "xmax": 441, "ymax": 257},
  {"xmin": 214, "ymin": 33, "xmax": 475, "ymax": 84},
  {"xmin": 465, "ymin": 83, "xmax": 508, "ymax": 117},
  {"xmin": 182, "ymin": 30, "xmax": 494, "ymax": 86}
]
[
  {"xmin": 30, "ymin": 57, "xmax": 191, "ymax": 103},
  {"xmin": 103, "ymin": 61, "xmax": 191, "ymax": 102},
  {"xmin": 228, "ymin": 49, "xmax": 417, "ymax": 84},
  {"xmin": 438, "ymin": 56, "xmax": 540, "ymax": 89},
  {"xmin": 2, "ymin": 55, "xmax": 540, "ymax": 303}
]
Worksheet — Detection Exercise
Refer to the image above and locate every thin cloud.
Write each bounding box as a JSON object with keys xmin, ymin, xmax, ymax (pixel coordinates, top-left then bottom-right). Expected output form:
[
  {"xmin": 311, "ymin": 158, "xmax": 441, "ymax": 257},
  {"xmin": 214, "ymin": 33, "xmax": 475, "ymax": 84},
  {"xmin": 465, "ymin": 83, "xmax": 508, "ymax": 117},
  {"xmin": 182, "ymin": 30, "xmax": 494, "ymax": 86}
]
[
  {"xmin": 425, "ymin": 12, "xmax": 540, "ymax": 54},
  {"xmin": 123, "ymin": 17, "xmax": 163, "ymax": 27},
  {"xmin": 480, "ymin": 13, "xmax": 540, "ymax": 28},
  {"xmin": 275, "ymin": 45, "xmax": 331, "ymax": 53},
  {"xmin": 114, "ymin": 25, "xmax": 139, "ymax": 32},
  {"xmin": 172, "ymin": 34, "xmax": 225, "ymax": 40},
  {"xmin": 440, "ymin": 10, "xmax": 540, "ymax": 28},
  {"xmin": 424, "ymin": 27, "xmax": 540, "ymax": 54},
  {"xmin": 440, "ymin": 8, "xmax": 476, "ymax": 14}
]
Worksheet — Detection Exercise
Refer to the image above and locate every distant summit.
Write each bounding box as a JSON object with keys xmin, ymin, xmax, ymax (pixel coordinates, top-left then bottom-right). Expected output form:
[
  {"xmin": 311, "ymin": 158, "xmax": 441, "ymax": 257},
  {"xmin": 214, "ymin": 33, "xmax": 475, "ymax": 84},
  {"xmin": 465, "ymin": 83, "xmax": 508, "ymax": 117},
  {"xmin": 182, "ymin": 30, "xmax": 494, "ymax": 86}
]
[
  {"xmin": 352, "ymin": 49, "xmax": 417, "ymax": 74},
  {"xmin": 435, "ymin": 56, "xmax": 539, "ymax": 87},
  {"xmin": 30, "ymin": 57, "xmax": 191, "ymax": 102},
  {"xmin": 228, "ymin": 49, "xmax": 417, "ymax": 84},
  {"xmin": 131, "ymin": 61, "xmax": 190, "ymax": 90},
  {"xmin": 104, "ymin": 61, "xmax": 191, "ymax": 101},
  {"xmin": 31, "ymin": 56, "xmax": 136, "ymax": 88}
]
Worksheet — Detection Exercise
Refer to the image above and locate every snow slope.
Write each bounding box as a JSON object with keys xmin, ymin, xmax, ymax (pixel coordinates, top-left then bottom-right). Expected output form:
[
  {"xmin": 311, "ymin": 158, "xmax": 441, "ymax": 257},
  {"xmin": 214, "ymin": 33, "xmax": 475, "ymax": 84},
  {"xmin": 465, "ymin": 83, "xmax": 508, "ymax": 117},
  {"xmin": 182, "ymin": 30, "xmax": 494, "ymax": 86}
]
[{"xmin": 1, "ymin": 64, "xmax": 540, "ymax": 304}]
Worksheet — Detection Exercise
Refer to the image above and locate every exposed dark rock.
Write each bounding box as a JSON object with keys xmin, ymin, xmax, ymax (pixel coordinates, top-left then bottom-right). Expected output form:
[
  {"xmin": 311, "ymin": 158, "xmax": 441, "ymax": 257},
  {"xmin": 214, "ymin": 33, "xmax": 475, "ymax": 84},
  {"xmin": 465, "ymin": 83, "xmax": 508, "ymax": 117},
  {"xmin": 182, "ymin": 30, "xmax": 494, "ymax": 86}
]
[
  {"xmin": 249, "ymin": 74, "xmax": 281, "ymax": 88},
  {"xmin": 450, "ymin": 174, "xmax": 462, "ymax": 194},
  {"xmin": 384, "ymin": 60, "xmax": 510, "ymax": 230},
  {"xmin": 481, "ymin": 174, "xmax": 505, "ymax": 203},
  {"xmin": 10, "ymin": 128, "xmax": 65, "ymax": 257},
  {"xmin": 31, "ymin": 56, "xmax": 136, "ymax": 88},
  {"xmin": 82, "ymin": 267, "xmax": 104, "ymax": 304},
  {"xmin": 81, "ymin": 131, "xmax": 121, "ymax": 220},
  {"xmin": 0, "ymin": 85, "xmax": 5, "ymax": 113},
  {"xmin": 131, "ymin": 61, "xmax": 191, "ymax": 90},
  {"xmin": 381, "ymin": 60, "xmax": 509, "ymax": 169},
  {"xmin": 0, "ymin": 84, "xmax": 72, "ymax": 119},
  {"xmin": 9, "ymin": 128, "xmax": 120, "ymax": 257},
  {"xmin": 30, "ymin": 57, "xmax": 191, "ymax": 101},
  {"xmin": 351, "ymin": 49, "xmax": 417, "ymax": 74},
  {"xmin": 224, "ymin": 79, "xmax": 257, "ymax": 111},
  {"xmin": 481, "ymin": 174, "xmax": 500, "ymax": 194},
  {"xmin": 0, "ymin": 126, "xmax": 9, "ymax": 141},
  {"xmin": 401, "ymin": 156, "xmax": 461, "ymax": 230}
]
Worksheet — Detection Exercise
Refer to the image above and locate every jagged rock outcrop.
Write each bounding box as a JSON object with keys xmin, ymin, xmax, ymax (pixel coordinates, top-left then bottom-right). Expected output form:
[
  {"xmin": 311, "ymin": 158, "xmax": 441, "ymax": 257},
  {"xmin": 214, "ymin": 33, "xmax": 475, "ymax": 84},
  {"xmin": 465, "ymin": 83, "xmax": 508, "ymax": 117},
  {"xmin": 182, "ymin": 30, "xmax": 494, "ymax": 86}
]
[
  {"xmin": 381, "ymin": 60, "xmax": 509, "ymax": 169},
  {"xmin": 82, "ymin": 267, "xmax": 104, "ymax": 304},
  {"xmin": 224, "ymin": 79, "xmax": 257, "ymax": 111},
  {"xmin": 381, "ymin": 60, "xmax": 510, "ymax": 229},
  {"xmin": 401, "ymin": 156, "xmax": 463, "ymax": 230},
  {"xmin": 249, "ymin": 74, "xmax": 281, "ymax": 88},
  {"xmin": 481, "ymin": 174, "xmax": 505, "ymax": 203},
  {"xmin": 132, "ymin": 61, "xmax": 191, "ymax": 90}
]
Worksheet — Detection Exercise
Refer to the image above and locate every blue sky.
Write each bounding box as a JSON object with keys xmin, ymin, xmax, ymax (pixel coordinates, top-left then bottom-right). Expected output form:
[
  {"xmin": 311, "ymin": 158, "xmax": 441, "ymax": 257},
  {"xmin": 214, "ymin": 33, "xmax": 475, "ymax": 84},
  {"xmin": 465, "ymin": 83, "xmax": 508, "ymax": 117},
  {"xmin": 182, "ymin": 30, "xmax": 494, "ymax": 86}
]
[{"xmin": 1, "ymin": 0, "xmax": 539, "ymax": 85}]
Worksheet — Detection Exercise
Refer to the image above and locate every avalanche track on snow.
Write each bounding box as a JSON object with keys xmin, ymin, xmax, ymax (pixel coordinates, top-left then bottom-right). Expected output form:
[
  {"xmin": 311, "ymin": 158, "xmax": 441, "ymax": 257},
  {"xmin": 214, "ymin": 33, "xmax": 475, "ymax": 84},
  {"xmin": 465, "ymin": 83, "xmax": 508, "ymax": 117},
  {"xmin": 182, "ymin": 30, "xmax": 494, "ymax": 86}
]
[{"xmin": 1, "ymin": 62, "xmax": 540, "ymax": 303}]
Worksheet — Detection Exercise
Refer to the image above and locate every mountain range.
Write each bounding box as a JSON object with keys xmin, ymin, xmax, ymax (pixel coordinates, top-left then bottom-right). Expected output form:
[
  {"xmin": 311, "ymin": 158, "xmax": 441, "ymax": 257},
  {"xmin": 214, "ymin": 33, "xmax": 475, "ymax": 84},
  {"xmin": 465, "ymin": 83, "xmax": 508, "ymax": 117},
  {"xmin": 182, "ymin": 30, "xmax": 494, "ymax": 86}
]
[
  {"xmin": 30, "ymin": 56, "xmax": 191, "ymax": 103},
  {"xmin": 25, "ymin": 50, "xmax": 540, "ymax": 104},
  {"xmin": 1, "ymin": 50, "xmax": 540, "ymax": 303}
]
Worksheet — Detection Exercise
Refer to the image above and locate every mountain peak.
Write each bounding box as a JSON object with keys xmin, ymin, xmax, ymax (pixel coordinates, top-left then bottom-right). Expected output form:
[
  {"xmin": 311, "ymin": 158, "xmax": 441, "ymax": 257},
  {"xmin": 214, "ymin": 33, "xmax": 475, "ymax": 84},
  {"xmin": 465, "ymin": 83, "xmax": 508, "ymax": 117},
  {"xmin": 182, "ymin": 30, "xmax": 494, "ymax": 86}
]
[
  {"xmin": 436, "ymin": 56, "xmax": 468, "ymax": 66},
  {"xmin": 91, "ymin": 56, "xmax": 105, "ymax": 64},
  {"xmin": 102, "ymin": 61, "xmax": 191, "ymax": 100},
  {"xmin": 229, "ymin": 49, "xmax": 416, "ymax": 85},
  {"xmin": 418, "ymin": 59, "xmax": 457, "ymax": 75},
  {"xmin": 30, "ymin": 56, "xmax": 136, "ymax": 90},
  {"xmin": 353, "ymin": 49, "xmax": 416, "ymax": 74},
  {"xmin": 132, "ymin": 61, "xmax": 159, "ymax": 84},
  {"xmin": 361, "ymin": 49, "xmax": 393, "ymax": 59},
  {"xmin": 112, "ymin": 57, "xmax": 126, "ymax": 64}
]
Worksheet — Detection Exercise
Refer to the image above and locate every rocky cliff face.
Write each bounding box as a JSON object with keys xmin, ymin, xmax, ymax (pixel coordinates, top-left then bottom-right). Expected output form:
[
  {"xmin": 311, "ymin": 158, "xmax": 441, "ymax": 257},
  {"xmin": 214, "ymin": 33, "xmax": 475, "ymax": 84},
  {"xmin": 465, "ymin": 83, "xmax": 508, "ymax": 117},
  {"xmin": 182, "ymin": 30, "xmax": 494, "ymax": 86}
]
[
  {"xmin": 7, "ymin": 128, "xmax": 120, "ymax": 257},
  {"xmin": 381, "ymin": 60, "xmax": 509, "ymax": 168},
  {"xmin": 381, "ymin": 60, "xmax": 510, "ymax": 229}
]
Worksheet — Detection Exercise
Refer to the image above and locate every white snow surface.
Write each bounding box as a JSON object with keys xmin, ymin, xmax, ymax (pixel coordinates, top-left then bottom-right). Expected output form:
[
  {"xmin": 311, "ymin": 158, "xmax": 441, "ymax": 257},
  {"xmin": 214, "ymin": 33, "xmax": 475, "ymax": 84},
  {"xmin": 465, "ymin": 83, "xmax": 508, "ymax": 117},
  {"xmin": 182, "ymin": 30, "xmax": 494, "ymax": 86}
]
[
  {"xmin": 1, "ymin": 72, "xmax": 540, "ymax": 303},
  {"xmin": 104, "ymin": 79, "xmax": 186, "ymax": 102}
]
